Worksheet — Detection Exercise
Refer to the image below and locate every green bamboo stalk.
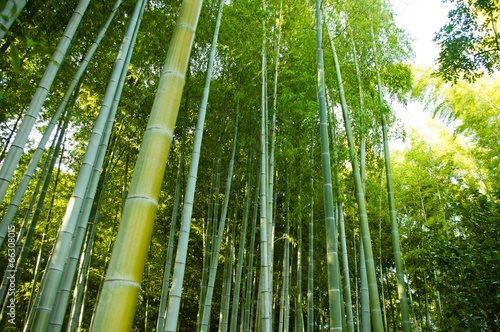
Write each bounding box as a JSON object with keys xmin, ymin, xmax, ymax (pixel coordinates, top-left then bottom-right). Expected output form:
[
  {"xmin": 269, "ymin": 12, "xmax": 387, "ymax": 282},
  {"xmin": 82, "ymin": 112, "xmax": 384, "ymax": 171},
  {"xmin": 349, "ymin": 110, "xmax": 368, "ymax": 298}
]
[
  {"xmin": 314, "ymin": 2, "xmax": 343, "ymax": 330},
  {"xmin": 22, "ymin": 134, "xmax": 66, "ymax": 331},
  {"xmin": 219, "ymin": 227, "xmax": 232, "ymax": 331},
  {"xmin": 49, "ymin": 3, "xmax": 143, "ymax": 327},
  {"xmin": 68, "ymin": 138, "xmax": 119, "ymax": 332},
  {"xmin": 329, "ymin": 108, "xmax": 355, "ymax": 332},
  {"xmin": 156, "ymin": 137, "xmax": 185, "ymax": 332},
  {"xmin": 51, "ymin": 7, "xmax": 142, "ymax": 329},
  {"xmin": 160, "ymin": 0, "xmax": 222, "ymax": 329},
  {"xmin": 268, "ymin": 5, "xmax": 282, "ymax": 322},
  {"xmin": 372, "ymin": 40, "xmax": 412, "ymax": 332},
  {"xmin": 229, "ymin": 146, "xmax": 253, "ymax": 332},
  {"xmin": 360, "ymin": 240, "xmax": 371, "ymax": 332},
  {"xmin": 259, "ymin": 1, "xmax": 272, "ymax": 329},
  {"xmin": 327, "ymin": 24, "xmax": 385, "ymax": 332},
  {"xmin": 0, "ymin": 120, "xmax": 64, "ymax": 330},
  {"xmin": 348, "ymin": 38, "xmax": 366, "ymax": 195},
  {"xmin": 353, "ymin": 231, "xmax": 360, "ymax": 332},
  {"xmin": 296, "ymin": 188, "xmax": 304, "ymax": 332},
  {"xmin": 283, "ymin": 182, "xmax": 291, "ymax": 332},
  {"xmin": 338, "ymin": 203, "xmax": 355, "ymax": 332},
  {"xmin": 279, "ymin": 266, "xmax": 285, "ymax": 332},
  {"xmin": 200, "ymin": 112, "xmax": 239, "ymax": 331},
  {"xmin": 243, "ymin": 171, "xmax": 259, "ymax": 332},
  {"xmin": 0, "ymin": 0, "xmax": 28, "ymax": 40},
  {"xmin": 220, "ymin": 207, "xmax": 237, "ymax": 332},
  {"xmin": 30, "ymin": 2, "xmax": 144, "ymax": 330},
  {"xmin": 0, "ymin": 0, "xmax": 90, "ymax": 206},
  {"xmin": 67, "ymin": 180, "xmax": 103, "ymax": 332},
  {"xmin": 198, "ymin": 153, "xmax": 221, "ymax": 330},
  {"xmin": 349, "ymin": 35, "xmax": 363, "ymax": 332},
  {"xmin": 92, "ymin": 0, "xmax": 202, "ymax": 329},
  {"xmin": 307, "ymin": 132, "xmax": 315, "ymax": 332},
  {"xmin": 0, "ymin": 0, "xmax": 119, "ymax": 247},
  {"xmin": 0, "ymin": 0, "xmax": 121, "ymax": 240}
]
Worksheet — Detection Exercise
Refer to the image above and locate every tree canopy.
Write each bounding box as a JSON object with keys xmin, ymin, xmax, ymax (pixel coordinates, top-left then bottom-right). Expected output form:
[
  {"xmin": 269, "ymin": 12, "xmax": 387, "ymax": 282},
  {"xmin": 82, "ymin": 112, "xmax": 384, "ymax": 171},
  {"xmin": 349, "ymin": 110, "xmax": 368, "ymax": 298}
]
[{"xmin": 0, "ymin": 0, "xmax": 498, "ymax": 331}]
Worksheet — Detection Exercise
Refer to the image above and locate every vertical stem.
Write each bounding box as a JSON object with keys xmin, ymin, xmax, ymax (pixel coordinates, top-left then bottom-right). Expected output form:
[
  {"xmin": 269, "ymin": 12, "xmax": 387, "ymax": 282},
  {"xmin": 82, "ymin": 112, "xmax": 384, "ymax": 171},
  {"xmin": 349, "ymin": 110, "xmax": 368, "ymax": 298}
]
[
  {"xmin": 156, "ymin": 136, "xmax": 185, "ymax": 332},
  {"xmin": 0, "ymin": 0, "xmax": 90, "ymax": 205},
  {"xmin": 328, "ymin": 23, "xmax": 384, "ymax": 332},
  {"xmin": 307, "ymin": 132, "xmax": 315, "ymax": 331},
  {"xmin": 259, "ymin": 0, "xmax": 272, "ymax": 328},
  {"xmin": 230, "ymin": 148, "xmax": 253, "ymax": 332},
  {"xmin": 314, "ymin": 2, "xmax": 342, "ymax": 330},
  {"xmin": 92, "ymin": 0, "xmax": 203, "ymax": 329},
  {"xmin": 370, "ymin": 13, "xmax": 412, "ymax": 330}
]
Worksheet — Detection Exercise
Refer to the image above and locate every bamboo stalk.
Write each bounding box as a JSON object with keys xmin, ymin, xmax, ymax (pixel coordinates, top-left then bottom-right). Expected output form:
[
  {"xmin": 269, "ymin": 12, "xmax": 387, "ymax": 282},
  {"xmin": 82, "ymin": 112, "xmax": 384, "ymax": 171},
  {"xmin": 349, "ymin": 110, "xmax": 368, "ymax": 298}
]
[
  {"xmin": 0, "ymin": 0, "xmax": 90, "ymax": 206},
  {"xmin": 91, "ymin": 0, "xmax": 203, "ymax": 329}
]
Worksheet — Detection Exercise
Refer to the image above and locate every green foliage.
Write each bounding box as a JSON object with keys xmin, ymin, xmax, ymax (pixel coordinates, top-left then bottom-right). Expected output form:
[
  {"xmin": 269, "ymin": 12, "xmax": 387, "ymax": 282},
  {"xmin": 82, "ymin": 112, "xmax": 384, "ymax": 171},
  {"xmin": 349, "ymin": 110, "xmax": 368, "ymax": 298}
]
[
  {"xmin": 393, "ymin": 131, "xmax": 500, "ymax": 331},
  {"xmin": 4, "ymin": 0, "xmax": 497, "ymax": 331},
  {"xmin": 435, "ymin": 0, "xmax": 500, "ymax": 82}
]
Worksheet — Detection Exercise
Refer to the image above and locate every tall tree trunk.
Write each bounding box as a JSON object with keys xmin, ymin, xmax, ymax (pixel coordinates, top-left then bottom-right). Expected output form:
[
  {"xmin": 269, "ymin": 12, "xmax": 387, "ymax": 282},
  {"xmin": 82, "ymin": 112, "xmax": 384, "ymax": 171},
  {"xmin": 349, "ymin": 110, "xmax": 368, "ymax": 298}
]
[
  {"xmin": 50, "ymin": 7, "xmax": 142, "ymax": 328},
  {"xmin": 156, "ymin": 136, "xmax": 185, "ymax": 332},
  {"xmin": 0, "ymin": 0, "xmax": 90, "ymax": 205},
  {"xmin": 370, "ymin": 16, "xmax": 412, "ymax": 331},
  {"xmin": 360, "ymin": 241, "xmax": 371, "ymax": 332},
  {"xmin": 229, "ymin": 148, "xmax": 254, "ymax": 332},
  {"xmin": 243, "ymin": 173, "xmax": 259, "ymax": 332},
  {"xmin": 0, "ymin": 0, "xmax": 121, "ymax": 246},
  {"xmin": 200, "ymin": 112, "xmax": 239, "ymax": 331},
  {"xmin": 91, "ymin": 0, "xmax": 202, "ymax": 329},
  {"xmin": 259, "ymin": 0, "xmax": 272, "ymax": 329},
  {"xmin": 327, "ymin": 23, "xmax": 384, "ymax": 332},
  {"xmin": 0, "ymin": 0, "xmax": 28, "ymax": 40},
  {"xmin": 30, "ymin": 2, "xmax": 144, "ymax": 329},
  {"xmin": 314, "ymin": 2, "xmax": 342, "ymax": 330},
  {"xmin": 307, "ymin": 133, "xmax": 314, "ymax": 332}
]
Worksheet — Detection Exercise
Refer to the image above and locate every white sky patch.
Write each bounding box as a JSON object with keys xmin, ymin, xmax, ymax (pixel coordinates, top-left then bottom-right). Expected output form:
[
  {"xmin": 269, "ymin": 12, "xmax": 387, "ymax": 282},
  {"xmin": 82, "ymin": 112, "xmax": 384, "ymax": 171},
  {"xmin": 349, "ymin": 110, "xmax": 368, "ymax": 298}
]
[
  {"xmin": 389, "ymin": 0, "xmax": 455, "ymax": 150},
  {"xmin": 391, "ymin": 0, "xmax": 454, "ymax": 68}
]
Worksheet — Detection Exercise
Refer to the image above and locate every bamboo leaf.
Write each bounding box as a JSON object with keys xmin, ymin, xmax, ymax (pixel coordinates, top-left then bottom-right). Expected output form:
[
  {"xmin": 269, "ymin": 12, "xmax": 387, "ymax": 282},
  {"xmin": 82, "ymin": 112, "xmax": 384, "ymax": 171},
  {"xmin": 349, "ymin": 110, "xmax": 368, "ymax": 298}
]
[
  {"xmin": 26, "ymin": 37, "xmax": 38, "ymax": 48},
  {"xmin": 10, "ymin": 45, "xmax": 20, "ymax": 74}
]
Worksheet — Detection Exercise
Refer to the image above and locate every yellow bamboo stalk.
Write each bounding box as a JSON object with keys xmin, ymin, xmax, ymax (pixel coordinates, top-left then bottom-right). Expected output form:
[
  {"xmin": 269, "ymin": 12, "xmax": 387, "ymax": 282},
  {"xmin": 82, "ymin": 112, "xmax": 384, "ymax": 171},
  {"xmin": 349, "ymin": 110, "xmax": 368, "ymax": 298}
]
[{"xmin": 91, "ymin": 0, "xmax": 203, "ymax": 330}]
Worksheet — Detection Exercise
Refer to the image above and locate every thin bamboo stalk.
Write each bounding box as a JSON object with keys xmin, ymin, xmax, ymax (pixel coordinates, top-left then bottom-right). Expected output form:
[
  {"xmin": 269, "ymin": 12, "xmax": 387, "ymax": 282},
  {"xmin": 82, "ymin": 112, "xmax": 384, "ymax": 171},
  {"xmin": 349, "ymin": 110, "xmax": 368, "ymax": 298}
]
[
  {"xmin": 0, "ymin": 0, "xmax": 118, "ymax": 246},
  {"xmin": 243, "ymin": 172, "xmax": 259, "ymax": 332},
  {"xmin": 0, "ymin": 0, "xmax": 90, "ymax": 206},
  {"xmin": 200, "ymin": 112, "xmax": 239, "ymax": 331},
  {"xmin": 30, "ymin": 2, "xmax": 144, "ymax": 330},
  {"xmin": 259, "ymin": 0, "xmax": 272, "ymax": 328},
  {"xmin": 229, "ymin": 146, "xmax": 253, "ymax": 332},
  {"xmin": 296, "ymin": 188, "xmax": 304, "ymax": 332},
  {"xmin": 307, "ymin": 132, "xmax": 314, "ymax": 332},
  {"xmin": 0, "ymin": 0, "xmax": 28, "ymax": 40},
  {"xmin": 0, "ymin": 120, "xmax": 64, "ymax": 330},
  {"xmin": 327, "ymin": 23, "xmax": 384, "ymax": 332},
  {"xmin": 156, "ymin": 137, "xmax": 185, "ymax": 332},
  {"xmin": 314, "ymin": 2, "xmax": 343, "ymax": 330},
  {"xmin": 50, "ymin": 5, "xmax": 143, "ymax": 328},
  {"xmin": 360, "ymin": 241, "xmax": 371, "ymax": 332}
]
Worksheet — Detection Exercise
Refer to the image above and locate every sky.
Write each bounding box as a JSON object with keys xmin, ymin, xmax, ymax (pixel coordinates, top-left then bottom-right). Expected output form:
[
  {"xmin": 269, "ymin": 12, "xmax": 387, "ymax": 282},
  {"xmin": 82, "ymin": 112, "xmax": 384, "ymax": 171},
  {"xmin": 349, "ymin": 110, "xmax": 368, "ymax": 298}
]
[
  {"xmin": 390, "ymin": 0, "xmax": 454, "ymax": 67},
  {"xmin": 389, "ymin": 0, "xmax": 455, "ymax": 149}
]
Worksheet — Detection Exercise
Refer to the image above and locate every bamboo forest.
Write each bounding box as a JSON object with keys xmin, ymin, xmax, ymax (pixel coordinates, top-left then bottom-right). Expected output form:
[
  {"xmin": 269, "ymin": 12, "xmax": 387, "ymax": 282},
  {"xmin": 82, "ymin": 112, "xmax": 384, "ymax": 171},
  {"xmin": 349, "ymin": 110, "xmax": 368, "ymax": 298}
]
[{"xmin": 0, "ymin": 0, "xmax": 499, "ymax": 330}]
